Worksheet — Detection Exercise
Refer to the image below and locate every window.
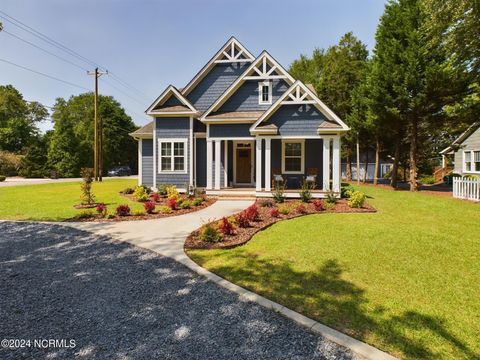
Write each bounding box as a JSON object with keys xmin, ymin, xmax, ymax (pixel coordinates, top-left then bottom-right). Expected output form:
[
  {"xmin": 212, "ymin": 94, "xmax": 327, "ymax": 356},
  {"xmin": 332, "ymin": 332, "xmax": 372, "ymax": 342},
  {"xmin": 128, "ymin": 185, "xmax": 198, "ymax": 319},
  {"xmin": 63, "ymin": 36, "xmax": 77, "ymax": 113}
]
[
  {"xmin": 464, "ymin": 150, "xmax": 480, "ymax": 173},
  {"xmin": 258, "ymin": 80, "xmax": 272, "ymax": 105},
  {"xmin": 158, "ymin": 139, "xmax": 187, "ymax": 173},
  {"xmin": 282, "ymin": 140, "xmax": 304, "ymax": 174}
]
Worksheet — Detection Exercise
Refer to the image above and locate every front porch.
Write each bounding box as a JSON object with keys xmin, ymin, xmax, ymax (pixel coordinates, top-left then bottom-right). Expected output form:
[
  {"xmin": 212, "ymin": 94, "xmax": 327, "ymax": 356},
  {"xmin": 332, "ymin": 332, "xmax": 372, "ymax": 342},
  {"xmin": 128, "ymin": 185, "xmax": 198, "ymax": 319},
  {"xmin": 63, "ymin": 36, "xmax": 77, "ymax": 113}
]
[{"xmin": 203, "ymin": 136, "xmax": 341, "ymax": 198}]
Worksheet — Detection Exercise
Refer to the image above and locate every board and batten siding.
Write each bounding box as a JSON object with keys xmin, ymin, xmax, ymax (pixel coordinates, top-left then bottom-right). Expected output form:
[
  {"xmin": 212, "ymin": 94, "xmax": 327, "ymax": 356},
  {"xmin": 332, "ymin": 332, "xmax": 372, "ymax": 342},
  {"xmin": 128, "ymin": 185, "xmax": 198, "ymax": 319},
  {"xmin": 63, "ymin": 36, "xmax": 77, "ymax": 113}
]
[
  {"xmin": 195, "ymin": 138, "xmax": 207, "ymax": 187},
  {"xmin": 267, "ymin": 104, "xmax": 328, "ymax": 136},
  {"xmin": 209, "ymin": 123, "xmax": 252, "ymax": 138},
  {"xmin": 186, "ymin": 63, "xmax": 249, "ymax": 112},
  {"xmin": 215, "ymin": 79, "xmax": 289, "ymax": 113},
  {"xmin": 454, "ymin": 126, "xmax": 480, "ymax": 174},
  {"xmin": 141, "ymin": 139, "xmax": 154, "ymax": 187},
  {"xmin": 155, "ymin": 117, "xmax": 190, "ymax": 188}
]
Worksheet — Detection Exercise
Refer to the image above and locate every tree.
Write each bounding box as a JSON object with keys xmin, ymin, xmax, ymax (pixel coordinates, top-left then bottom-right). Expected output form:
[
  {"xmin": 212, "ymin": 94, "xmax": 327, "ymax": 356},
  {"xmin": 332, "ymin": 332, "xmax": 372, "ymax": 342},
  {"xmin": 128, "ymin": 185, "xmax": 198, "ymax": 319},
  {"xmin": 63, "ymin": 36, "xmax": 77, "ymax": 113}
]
[
  {"xmin": 0, "ymin": 85, "xmax": 48, "ymax": 153},
  {"xmin": 48, "ymin": 93, "xmax": 138, "ymax": 177},
  {"xmin": 19, "ymin": 131, "xmax": 52, "ymax": 178}
]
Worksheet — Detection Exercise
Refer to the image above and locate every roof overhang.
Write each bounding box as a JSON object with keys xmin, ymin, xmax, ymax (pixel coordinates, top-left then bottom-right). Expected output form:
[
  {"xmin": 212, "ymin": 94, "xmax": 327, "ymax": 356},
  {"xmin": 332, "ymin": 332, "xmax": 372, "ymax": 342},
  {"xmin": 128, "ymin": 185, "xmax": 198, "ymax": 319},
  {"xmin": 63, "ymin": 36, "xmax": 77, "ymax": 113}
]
[{"xmin": 146, "ymin": 85, "xmax": 197, "ymax": 115}]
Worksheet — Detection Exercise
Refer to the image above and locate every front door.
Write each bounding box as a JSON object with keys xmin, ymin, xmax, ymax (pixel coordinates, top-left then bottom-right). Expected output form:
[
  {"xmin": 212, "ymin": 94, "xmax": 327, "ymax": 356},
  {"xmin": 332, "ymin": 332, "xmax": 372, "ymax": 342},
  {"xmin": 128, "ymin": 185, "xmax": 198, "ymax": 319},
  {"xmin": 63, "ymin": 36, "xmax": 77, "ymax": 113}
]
[{"xmin": 235, "ymin": 143, "xmax": 252, "ymax": 184}]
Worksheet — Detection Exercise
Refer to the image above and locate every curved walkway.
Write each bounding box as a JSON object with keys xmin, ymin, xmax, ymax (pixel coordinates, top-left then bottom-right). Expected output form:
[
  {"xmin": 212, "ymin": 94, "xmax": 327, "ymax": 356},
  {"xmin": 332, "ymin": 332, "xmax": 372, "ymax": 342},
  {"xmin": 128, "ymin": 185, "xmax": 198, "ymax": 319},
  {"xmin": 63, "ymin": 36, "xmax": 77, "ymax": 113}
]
[{"xmin": 61, "ymin": 200, "xmax": 395, "ymax": 360}]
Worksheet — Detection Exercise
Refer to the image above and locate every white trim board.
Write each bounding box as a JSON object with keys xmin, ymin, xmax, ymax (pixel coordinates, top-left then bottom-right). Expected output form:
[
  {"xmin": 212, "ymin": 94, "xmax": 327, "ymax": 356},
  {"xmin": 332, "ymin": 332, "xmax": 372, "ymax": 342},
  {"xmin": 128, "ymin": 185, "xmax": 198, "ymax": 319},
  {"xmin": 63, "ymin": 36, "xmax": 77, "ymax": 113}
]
[
  {"xmin": 157, "ymin": 138, "xmax": 188, "ymax": 174},
  {"xmin": 146, "ymin": 85, "xmax": 197, "ymax": 115},
  {"xmin": 233, "ymin": 140, "xmax": 255, "ymax": 186},
  {"xmin": 281, "ymin": 139, "xmax": 305, "ymax": 174}
]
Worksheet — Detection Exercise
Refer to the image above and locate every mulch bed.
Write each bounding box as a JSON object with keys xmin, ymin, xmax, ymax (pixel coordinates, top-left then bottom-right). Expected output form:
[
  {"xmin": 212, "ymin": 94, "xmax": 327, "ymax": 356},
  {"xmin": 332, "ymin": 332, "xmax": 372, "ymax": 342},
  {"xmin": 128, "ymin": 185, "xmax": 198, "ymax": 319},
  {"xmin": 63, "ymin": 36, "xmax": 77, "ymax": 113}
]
[
  {"xmin": 185, "ymin": 199, "xmax": 376, "ymax": 250},
  {"xmin": 67, "ymin": 196, "xmax": 217, "ymax": 222}
]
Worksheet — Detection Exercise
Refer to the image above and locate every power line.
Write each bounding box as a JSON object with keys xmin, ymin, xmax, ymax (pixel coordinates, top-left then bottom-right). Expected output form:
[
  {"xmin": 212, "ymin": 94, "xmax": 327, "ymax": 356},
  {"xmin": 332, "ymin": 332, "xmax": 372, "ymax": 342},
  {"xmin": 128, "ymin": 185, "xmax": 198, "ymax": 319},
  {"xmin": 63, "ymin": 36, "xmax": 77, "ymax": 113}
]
[
  {"xmin": 0, "ymin": 57, "xmax": 90, "ymax": 91},
  {"xmin": 101, "ymin": 78, "xmax": 149, "ymax": 107}
]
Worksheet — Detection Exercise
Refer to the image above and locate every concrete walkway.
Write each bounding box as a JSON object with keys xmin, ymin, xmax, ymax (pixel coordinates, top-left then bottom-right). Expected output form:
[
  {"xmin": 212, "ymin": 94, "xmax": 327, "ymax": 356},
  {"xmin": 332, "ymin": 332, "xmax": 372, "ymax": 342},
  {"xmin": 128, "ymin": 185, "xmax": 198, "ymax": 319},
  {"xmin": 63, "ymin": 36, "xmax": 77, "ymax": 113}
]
[
  {"xmin": 63, "ymin": 200, "xmax": 396, "ymax": 360},
  {"xmin": 0, "ymin": 175, "xmax": 137, "ymax": 187}
]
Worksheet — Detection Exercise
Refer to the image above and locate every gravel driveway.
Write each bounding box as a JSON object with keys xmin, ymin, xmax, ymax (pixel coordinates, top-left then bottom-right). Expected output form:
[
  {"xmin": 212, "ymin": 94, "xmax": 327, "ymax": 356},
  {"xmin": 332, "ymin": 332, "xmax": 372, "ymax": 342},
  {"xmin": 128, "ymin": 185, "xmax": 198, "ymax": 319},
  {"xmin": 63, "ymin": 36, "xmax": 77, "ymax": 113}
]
[{"xmin": 0, "ymin": 222, "xmax": 355, "ymax": 359}]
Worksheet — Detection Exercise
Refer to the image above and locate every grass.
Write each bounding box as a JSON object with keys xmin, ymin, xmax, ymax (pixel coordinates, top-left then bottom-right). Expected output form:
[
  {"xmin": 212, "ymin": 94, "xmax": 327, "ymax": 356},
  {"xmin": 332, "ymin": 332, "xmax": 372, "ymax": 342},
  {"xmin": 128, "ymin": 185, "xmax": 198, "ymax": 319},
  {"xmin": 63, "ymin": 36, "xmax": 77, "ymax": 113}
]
[
  {"xmin": 0, "ymin": 179, "xmax": 143, "ymax": 221},
  {"xmin": 188, "ymin": 185, "xmax": 480, "ymax": 359}
]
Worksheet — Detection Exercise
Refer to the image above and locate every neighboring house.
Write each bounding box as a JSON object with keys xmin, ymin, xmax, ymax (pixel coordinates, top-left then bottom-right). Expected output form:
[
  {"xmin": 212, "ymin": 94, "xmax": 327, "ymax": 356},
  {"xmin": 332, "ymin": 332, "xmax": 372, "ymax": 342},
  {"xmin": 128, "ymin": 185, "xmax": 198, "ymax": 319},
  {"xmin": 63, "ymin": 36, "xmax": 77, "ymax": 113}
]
[
  {"xmin": 130, "ymin": 37, "xmax": 349, "ymax": 197},
  {"xmin": 341, "ymin": 151, "xmax": 393, "ymax": 181},
  {"xmin": 440, "ymin": 122, "xmax": 480, "ymax": 176}
]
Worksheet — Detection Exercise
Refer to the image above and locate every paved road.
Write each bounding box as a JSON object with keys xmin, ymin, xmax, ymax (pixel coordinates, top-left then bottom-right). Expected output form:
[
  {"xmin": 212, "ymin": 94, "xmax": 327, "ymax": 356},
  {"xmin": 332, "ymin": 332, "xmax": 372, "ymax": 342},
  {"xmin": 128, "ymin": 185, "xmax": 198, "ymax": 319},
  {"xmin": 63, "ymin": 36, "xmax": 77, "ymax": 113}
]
[
  {"xmin": 0, "ymin": 175, "xmax": 137, "ymax": 187},
  {"xmin": 0, "ymin": 221, "xmax": 355, "ymax": 359}
]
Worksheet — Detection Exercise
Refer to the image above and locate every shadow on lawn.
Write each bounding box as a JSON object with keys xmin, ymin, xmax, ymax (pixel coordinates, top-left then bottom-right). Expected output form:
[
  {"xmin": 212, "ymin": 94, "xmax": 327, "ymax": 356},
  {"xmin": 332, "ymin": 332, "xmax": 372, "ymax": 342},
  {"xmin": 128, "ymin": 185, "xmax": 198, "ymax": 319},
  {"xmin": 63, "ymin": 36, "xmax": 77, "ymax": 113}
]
[{"xmin": 192, "ymin": 252, "xmax": 477, "ymax": 359}]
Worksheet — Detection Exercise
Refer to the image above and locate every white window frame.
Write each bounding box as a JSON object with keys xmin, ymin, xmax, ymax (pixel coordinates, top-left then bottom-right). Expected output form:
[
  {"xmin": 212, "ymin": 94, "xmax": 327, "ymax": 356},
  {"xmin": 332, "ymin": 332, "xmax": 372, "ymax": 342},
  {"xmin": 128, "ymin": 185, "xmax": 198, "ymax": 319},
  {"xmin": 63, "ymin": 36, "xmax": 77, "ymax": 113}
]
[
  {"xmin": 158, "ymin": 138, "xmax": 188, "ymax": 174},
  {"xmin": 281, "ymin": 139, "xmax": 305, "ymax": 174},
  {"xmin": 464, "ymin": 150, "xmax": 480, "ymax": 174},
  {"xmin": 258, "ymin": 80, "xmax": 272, "ymax": 105}
]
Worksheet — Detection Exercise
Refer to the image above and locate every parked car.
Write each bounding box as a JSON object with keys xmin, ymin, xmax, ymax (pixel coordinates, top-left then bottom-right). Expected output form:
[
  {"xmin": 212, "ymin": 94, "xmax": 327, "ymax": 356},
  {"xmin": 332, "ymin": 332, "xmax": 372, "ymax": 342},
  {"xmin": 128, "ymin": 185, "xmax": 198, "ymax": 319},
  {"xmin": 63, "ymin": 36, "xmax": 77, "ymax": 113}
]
[{"xmin": 108, "ymin": 166, "xmax": 132, "ymax": 177}]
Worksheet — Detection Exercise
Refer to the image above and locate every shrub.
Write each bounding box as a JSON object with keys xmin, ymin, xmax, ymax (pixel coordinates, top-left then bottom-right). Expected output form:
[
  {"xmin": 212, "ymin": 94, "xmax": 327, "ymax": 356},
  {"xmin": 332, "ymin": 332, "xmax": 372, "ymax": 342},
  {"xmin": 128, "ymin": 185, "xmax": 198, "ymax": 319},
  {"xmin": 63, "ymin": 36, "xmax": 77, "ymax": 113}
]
[
  {"xmin": 158, "ymin": 206, "xmax": 172, "ymax": 214},
  {"xmin": 228, "ymin": 215, "xmax": 237, "ymax": 225},
  {"xmin": 218, "ymin": 217, "xmax": 235, "ymax": 235},
  {"xmin": 272, "ymin": 180, "xmax": 286, "ymax": 203},
  {"xmin": 180, "ymin": 201, "xmax": 191, "ymax": 209},
  {"xmin": 324, "ymin": 202, "xmax": 335, "ymax": 210},
  {"xmin": 312, "ymin": 199, "xmax": 324, "ymax": 211},
  {"xmin": 120, "ymin": 187, "xmax": 135, "ymax": 195},
  {"xmin": 157, "ymin": 184, "xmax": 169, "ymax": 196},
  {"xmin": 80, "ymin": 168, "xmax": 95, "ymax": 205},
  {"xmin": 259, "ymin": 199, "xmax": 275, "ymax": 208},
  {"xmin": 341, "ymin": 184, "xmax": 355, "ymax": 198},
  {"xmin": 75, "ymin": 210, "xmax": 95, "ymax": 219},
  {"xmin": 150, "ymin": 192, "xmax": 161, "ymax": 202},
  {"xmin": 245, "ymin": 204, "xmax": 260, "ymax": 222},
  {"xmin": 235, "ymin": 211, "xmax": 250, "ymax": 228},
  {"xmin": 139, "ymin": 185, "xmax": 152, "ymax": 194},
  {"xmin": 326, "ymin": 191, "xmax": 337, "ymax": 205},
  {"xmin": 0, "ymin": 151, "xmax": 22, "ymax": 176},
  {"xmin": 300, "ymin": 179, "xmax": 312, "ymax": 203},
  {"xmin": 348, "ymin": 191, "xmax": 366, "ymax": 208},
  {"xmin": 96, "ymin": 202, "xmax": 107, "ymax": 216},
  {"xmin": 418, "ymin": 175, "xmax": 435, "ymax": 184},
  {"xmin": 278, "ymin": 204, "xmax": 290, "ymax": 215},
  {"xmin": 144, "ymin": 201, "xmax": 155, "ymax": 214},
  {"xmin": 116, "ymin": 204, "xmax": 130, "ymax": 216},
  {"xmin": 192, "ymin": 197, "xmax": 203, "ymax": 206},
  {"xmin": 199, "ymin": 222, "xmax": 222, "ymax": 243},
  {"xmin": 166, "ymin": 185, "xmax": 179, "ymax": 200},
  {"xmin": 270, "ymin": 208, "xmax": 280, "ymax": 218},
  {"xmin": 131, "ymin": 209, "xmax": 145, "ymax": 216},
  {"xmin": 133, "ymin": 186, "xmax": 149, "ymax": 202},
  {"xmin": 296, "ymin": 203, "xmax": 307, "ymax": 214},
  {"xmin": 0, "ymin": 175, "xmax": 5, "ymax": 182},
  {"xmin": 167, "ymin": 198, "xmax": 177, "ymax": 210}
]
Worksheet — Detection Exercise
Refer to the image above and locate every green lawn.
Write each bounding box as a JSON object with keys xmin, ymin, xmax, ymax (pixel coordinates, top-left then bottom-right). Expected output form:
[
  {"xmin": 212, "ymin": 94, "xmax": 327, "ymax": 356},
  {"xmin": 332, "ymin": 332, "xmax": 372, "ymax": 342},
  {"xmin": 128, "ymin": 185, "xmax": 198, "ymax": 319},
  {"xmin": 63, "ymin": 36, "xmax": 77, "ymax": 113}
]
[
  {"xmin": 188, "ymin": 185, "xmax": 480, "ymax": 359},
  {"xmin": 0, "ymin": 179, "xmax": 142, "ymax": 221}
]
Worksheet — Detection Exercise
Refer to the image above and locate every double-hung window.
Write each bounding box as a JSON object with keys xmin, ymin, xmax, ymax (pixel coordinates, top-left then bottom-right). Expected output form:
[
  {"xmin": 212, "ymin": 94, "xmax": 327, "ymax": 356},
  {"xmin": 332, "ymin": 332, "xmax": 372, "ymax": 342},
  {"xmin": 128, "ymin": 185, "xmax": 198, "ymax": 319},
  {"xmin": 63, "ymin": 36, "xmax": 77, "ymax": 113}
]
[
  {"xmin": 159, "ymin": 139, "xmax": 187, "ymax": 173},
  {"xmin": 282, "ymin": 140, "xmax": 304, "ymax": 174},
  {"xmin": 464, "ymin": 150, "xmax": 480, "ymax": 173},
  {"xmin": 258, "ymin": 80, "xmax": 272, "ymax": 105}
]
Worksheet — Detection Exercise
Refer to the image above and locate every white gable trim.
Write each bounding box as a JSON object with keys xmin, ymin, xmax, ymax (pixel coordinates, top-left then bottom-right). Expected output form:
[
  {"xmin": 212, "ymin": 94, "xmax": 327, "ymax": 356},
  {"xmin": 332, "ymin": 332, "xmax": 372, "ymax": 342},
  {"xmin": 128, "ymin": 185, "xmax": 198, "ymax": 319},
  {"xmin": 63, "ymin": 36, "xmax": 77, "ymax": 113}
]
[
  {"xmin": 249, "ymin": 81, "xmax": 350, "ymax": 133},
  {"xmin": 200, "ymin": 51, "xmax": 296, "ymax": 122},
  {"xmin": 181, "ymin": 37, "xmax": 255, "ymax": 96},
  {"xmin": 146, "ymin": 85, "xmax": 197, "ymax": 115}
]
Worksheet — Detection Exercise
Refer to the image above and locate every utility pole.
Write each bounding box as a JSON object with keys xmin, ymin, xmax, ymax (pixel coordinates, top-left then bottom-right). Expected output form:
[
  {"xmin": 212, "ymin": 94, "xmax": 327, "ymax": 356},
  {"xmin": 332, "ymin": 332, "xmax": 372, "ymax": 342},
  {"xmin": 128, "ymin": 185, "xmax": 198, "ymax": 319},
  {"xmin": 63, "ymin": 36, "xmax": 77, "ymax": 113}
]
[
  {"xmin": 87, "ymin": 67, "xmax": 108, "ymax": 181},
  {"xmin": 356, "ymin": 133, "xmax": 361, "ymax": 185}
]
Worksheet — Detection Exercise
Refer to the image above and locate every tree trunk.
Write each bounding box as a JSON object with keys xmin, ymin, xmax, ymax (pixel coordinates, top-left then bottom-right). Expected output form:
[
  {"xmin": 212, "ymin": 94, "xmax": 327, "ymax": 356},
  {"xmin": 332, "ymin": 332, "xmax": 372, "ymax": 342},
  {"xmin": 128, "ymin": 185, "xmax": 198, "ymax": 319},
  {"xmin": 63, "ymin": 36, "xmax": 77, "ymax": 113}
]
[
  {"xmin": 346, "ymin": 149, "xmax": 352, "ymax": 181},
  {"xmin": 363, "ymin": 148, "xmax": 369, "ymax": 183},
  {"xmin": 374, "ymin": 136, "xmax": 380, "ymax": 186},
  {"xmin": 391, "ymin": 138, "xmax": 400, "ymax": 189},
  {"xmin": 356, "ymin": 136, "xmax": 360, "ymax": 185},
  {"xmin": 409, "ymin": 119, "xmax": 418, "ymax": 191}
]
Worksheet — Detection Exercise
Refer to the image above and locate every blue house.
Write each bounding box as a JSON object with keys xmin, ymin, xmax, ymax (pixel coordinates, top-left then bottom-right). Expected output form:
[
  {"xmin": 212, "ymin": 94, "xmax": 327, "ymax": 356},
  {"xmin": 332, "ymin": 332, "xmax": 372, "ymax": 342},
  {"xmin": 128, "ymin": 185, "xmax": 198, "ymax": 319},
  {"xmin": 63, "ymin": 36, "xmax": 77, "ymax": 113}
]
[{"xmin": 130, "ymin": 37, "xmax": 349, "ymax": 197}]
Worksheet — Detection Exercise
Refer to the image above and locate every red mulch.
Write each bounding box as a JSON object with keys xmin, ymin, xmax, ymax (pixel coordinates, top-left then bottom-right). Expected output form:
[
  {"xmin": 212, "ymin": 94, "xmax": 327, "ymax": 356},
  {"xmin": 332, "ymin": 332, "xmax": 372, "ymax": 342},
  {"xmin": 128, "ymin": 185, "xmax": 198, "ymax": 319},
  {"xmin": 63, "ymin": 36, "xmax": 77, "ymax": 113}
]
[
  {"xmin": 66, "ymin": 196, "xmax": 217, "ymax": 222},
  {"xmin": 185, "ymin": 199, "xmax": 376, "ymax": 250}
]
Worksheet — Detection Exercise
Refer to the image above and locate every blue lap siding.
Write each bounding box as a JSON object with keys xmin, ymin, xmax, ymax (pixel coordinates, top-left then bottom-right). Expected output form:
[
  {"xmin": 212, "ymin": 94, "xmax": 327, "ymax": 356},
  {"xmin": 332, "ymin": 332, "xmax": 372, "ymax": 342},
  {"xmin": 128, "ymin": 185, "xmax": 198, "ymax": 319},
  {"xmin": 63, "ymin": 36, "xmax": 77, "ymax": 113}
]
[
  {"xmin": 267, "ymin": 104, "xmax": 328, "ymax": 136},
  {"xmin": 209, "ymin": 123, "xmax": 253, "ymax": 138},
  {"xmin": 141, "ymin": 139, "xmax": 154, "ymax": 187}
]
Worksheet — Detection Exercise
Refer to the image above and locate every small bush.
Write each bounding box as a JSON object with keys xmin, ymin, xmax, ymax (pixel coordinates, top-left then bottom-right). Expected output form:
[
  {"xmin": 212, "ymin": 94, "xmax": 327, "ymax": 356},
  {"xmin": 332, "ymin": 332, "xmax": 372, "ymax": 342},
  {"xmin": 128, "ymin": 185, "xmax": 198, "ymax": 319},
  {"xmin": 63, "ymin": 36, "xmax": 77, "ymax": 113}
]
[
  {"xmin": 348, "ymin": 191, "xmax": 366, "ymax": 208},
  {"xmin": 259, "ymin": 199, "xmax": 275, "ymax": 208},
  {"xmin": 133, "ymin": 186, "xmax": 149, "ymax": 202},
  {"xmin": 418, "ymin": 175, "xmax": 435, "ymax": 184},
  {"xmin": 245, "ymin": 204, "xmax": 260, "ymax": 222},
  {"xmin": 278, "ymin": 204, "xmax": 290, "ymax": 215},
  {"xmin": 192, "ymin": 197, "xmax": 203, "ymax": 206},
  {"xmin": 116, "ymin": 204, "xmax": 130, "ymax": 216},
  {"xmin": 120, "ymin": 187, "xmax": 135, "ymax": 195},
  {"xmin": 200, "ymin": 222, "xmax": 222, "ymax": 243},
  {"xmin": 131, "ymin": 209, "xmax": 145, "ymax": 216},
  {"xmin": 144, "ymin": 201, "xmax": 155, "ymax": 214},
  {"xmin": 326, "ymin": 191, "xmax": 337, "ymax": 205},
  {"xmin": 139, "ymin": 185, "xmax": 152, "ymax": 194},
  {"xmin": 312, "ymin": 199, "xmax": 324, "ymax": 211},
  {"xmin": 272, "ymin": 180, "xmax": 286, "ymax": 203},
  {"xmin": 0, "ymin": 175, "xmax": 5, "ymax": 182},
  {"xmin": 96, "ymin": 202, "xmax": 107, "ymax": 217},
  {"xmin": 228, "ymin": 215, "xmax": 237, "ymax": 225},
  {"xmin": 180, "ymin": 201, "xmax": 191, "ymax": 209},
  {"xmin": 235, "ymin": 211, "xmax": 250, "ymax": 228},
  {"xmin": 158, "ymin": 205, "xmax": 173, "ymax": 214},
  {"xmin": 341, "ymin": 184, "xmax": 355, "ymax": 198},
  {"xmin": 296, "ymin": 203, "xmax": 307, "ymax": 214},
  {"xmin": 218, "ymin": 217, "xmax": 235, "ymax": 235},
  {"xmin": 75, "ymin": 210, "xmax": 95, "ymax": 219},
  {"xmin": 270, "ymin": 208, "xmax": 280, "ymax": 218},
  {"xmin": 150, "ymin": 192, "xmax": 161, "ymax": 202},
  {"xmin": 300, "ymin": 179, "xmax": 313, "ymax": 203},
  {"xmin": 324, "ymin": 202, "xmax": 335, "ymax": 210},
  {"xmin": 80, "ymin": 168, "xmax": 95, "ymax": 205},
  {"xmin": 167, "ymin": 198, "xmax": 177, "ymax": 210},
  {"xmin": 166, "ymin": 185, "xmax": 179, "ymax": 200}
]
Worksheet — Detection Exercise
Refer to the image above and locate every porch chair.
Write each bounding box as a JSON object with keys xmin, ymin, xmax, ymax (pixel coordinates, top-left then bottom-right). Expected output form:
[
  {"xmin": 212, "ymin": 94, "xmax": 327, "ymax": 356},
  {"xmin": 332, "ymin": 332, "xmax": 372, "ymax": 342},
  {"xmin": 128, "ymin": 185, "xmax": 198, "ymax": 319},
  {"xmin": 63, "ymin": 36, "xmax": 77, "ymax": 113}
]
[
  {"xmin": 272, "ymin": 168, "xmax": 286, "ymax": 189},
  {"xmin": 305, "ymin": 168, "xmax": 318, "ymax": 189}
]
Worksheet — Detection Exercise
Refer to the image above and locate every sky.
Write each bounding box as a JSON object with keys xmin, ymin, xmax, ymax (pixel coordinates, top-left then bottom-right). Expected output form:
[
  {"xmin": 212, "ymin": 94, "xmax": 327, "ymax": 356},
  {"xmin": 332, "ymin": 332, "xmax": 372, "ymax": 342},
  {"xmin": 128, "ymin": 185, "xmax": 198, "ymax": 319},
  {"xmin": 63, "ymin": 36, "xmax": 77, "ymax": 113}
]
[{"xmin": 0, "ymin": 0, "xmax": 387, "ymax": 132}]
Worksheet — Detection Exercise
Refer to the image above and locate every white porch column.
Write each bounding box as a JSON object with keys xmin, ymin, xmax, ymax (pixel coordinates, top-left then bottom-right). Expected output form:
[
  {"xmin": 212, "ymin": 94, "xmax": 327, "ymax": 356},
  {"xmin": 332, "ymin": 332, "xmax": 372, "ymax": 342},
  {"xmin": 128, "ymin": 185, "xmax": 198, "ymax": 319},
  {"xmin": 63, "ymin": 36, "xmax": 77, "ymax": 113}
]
[
  {"xmin": 255, "ymin": 138, "xmax": 263, "ymax": 191},
  {"xmin": 214, "ymin": 140, "xmax": 221, "ymax": 190},
  {"xmin": 224, "ymin": 140, "xmax": 228, "ymax": 188},
  {"xmin": 323, "ymin": 137, "xmax": 331, "ymax": 191},
  {"xmin": 206, "ymin": 139, "xmax": 213, "ymax": 189},
  {"xmin": 264, "ymin": 138, "xmax": 271, "ymax": 191},
  {"xmin": 189, "ymin": 117, "xmax": 194, "ymax": 187},
  {"xmin": 332, "ymin": 135, "xmax": 341, "ymax": 193},
  {"xmin": 138, "ymin": 139, "xmax": 142, "ymax": 186},
  {"xmin": 153, "ymin": 119, "xmax": 157, "ymax": 190}
]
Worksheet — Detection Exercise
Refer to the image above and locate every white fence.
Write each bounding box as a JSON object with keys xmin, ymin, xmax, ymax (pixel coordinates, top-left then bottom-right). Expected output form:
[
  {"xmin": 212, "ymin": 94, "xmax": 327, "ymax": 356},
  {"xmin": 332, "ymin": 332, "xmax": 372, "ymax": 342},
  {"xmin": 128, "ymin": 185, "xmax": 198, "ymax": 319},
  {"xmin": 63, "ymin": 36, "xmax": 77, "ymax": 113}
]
[{"xmin": 453, "ymin": 178, "xmax": 480, "ymax": 201}]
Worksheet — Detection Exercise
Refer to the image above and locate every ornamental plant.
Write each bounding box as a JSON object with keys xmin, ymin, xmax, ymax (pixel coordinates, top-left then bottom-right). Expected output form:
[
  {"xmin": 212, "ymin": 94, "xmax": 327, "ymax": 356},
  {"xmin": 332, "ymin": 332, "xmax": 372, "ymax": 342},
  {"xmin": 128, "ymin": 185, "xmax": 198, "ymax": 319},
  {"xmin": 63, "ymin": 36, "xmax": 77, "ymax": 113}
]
[
  {"xmin": 144, "ymin": 201, "xmax": 155, "ymax": 214},
  {"xmin": 96, "ymin": 202, "xmax": 107, "ymax": 216},
  {"xmin": 133, "ymin": 186, "xmax": 149, "ymax": 202},
  {"xmin": 192, "ymin": 197, "xmax": 203, "ymax": 206},
  {"xmin": 270, "ymin": 208, "xmax": 280, "ymax": 218},
  {"xmin": 158, "ymin": 206, "xmax": 172, "ymax": 214},
  {"xmin": 235, "ymin": 211, "xmax": 250, "ymax": 228},
  {"xmin": 167, "ymin": 197, "xmax": 177, "ymax": 210},
  {"xmin": 218, "ymin": 217, "xmax": 235, "ymax": 236},
  {"xmin": 300, "ymin": 179, "xmax": 312, "ymax": 203},
  {"xmin": 245, "ymin": 204, "xmax": 260, "ymax": 222},
  {"xmin": 80, "ymin": 168, "xmax": 95, "ymax": 205},
  {"xmin": 180, "ymin": 201, "xmax": 191, "ymax": 209},
  {"xmin": 347, "ymin": 191, "xmax": 366, "ymax": 208},
  {"xmin": 150, "ymin": 192, "xmax": 161, "ymax": 203},
  {"xmin": 199, "ymin": 222, "xmax": 222, "ymax": 243},
  {"xmin": 296, "ymin": 203, "xmax": 307, "ymax": 214},
  {"xmin": 312, "ymin": 199, "xmax": 324, "ymax": 211},
  {"xmin": 116, "ymin": 204, "xmax": 130, "ymax": 216},
  {"xmin": 166, "ymin": 185, "xmax": 179, "ymax": 200}
]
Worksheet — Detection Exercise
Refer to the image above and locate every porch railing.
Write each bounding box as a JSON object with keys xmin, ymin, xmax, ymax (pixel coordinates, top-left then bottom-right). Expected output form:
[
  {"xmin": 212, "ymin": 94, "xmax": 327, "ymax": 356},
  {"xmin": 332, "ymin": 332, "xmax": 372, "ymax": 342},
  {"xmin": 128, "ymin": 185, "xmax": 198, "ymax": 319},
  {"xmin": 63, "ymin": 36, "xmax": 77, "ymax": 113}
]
[{"xmin": 453, "ymin": 177, "xmax": 480, "ymax": 201}]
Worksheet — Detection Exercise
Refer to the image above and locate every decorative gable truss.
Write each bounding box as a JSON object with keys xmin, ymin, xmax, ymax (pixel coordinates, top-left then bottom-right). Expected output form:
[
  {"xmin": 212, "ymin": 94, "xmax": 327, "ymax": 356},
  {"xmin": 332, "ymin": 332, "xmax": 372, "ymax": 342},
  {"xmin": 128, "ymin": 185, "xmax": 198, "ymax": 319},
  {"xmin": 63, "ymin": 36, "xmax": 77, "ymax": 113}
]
[
  {"xmin": 200, "ymin": 51, "xmax": 296, "ymax": 122},
  {"xmin": 146, "ymin": 85, "xmax": 198, "ymax": 116},
  {"xmin": 250, "ymin": 81, "xmax": 350, "ymax": 134}
]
